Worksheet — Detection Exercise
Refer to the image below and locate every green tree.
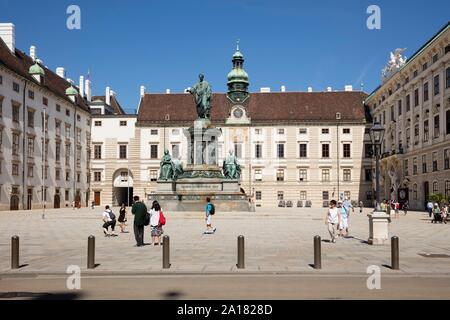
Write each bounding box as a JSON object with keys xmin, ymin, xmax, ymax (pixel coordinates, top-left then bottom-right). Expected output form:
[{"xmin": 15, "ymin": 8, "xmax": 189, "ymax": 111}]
[{"xmin": 428, "ymin": 193, "xmax": 447, "ymax": 205}]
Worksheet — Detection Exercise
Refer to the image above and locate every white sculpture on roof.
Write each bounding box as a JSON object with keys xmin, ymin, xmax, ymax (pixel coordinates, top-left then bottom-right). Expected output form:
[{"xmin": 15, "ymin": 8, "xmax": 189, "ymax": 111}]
[{"xmin": 382, "ymin": 48, "xmax": 407, "ymax": 82}]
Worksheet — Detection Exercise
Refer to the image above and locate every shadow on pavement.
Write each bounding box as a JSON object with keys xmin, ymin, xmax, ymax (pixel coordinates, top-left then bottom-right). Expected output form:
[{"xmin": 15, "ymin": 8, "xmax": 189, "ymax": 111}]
[{"xmin": 0, "ymin": 292, "xmax": 82, "ymax": 300}]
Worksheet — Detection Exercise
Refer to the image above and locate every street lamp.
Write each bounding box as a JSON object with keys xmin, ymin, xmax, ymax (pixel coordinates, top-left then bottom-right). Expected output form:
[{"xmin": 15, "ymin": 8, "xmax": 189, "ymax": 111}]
[{"xmin": 369, "ymin": 122, "xmax": 385, "ymax": 211}]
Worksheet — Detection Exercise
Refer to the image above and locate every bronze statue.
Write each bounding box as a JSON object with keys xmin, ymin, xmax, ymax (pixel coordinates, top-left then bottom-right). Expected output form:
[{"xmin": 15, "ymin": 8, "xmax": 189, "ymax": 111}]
[
  {"xmin": 159, "ymin": 150, "xmax": 174, "ymax": 181},
  {"xmin": 188, "ymin": 74, "xmax": 212, "ymax": 119},
  {"xmin": 223, "ymin": 150, "xmax": 241, "ymax": 180}
]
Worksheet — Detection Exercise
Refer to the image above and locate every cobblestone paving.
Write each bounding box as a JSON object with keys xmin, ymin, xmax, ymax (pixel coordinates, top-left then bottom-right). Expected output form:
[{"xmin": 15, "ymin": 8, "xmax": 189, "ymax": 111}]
[{"xmin": 0, "ymin": 207, "xmax": 449, "ymax": 275}]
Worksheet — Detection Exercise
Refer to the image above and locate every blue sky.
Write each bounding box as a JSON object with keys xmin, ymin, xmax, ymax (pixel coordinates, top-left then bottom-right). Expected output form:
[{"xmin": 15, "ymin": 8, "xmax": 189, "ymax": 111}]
[{"xmin": 1, "ymin": 0, "xmax": 449, "ymax": 113}]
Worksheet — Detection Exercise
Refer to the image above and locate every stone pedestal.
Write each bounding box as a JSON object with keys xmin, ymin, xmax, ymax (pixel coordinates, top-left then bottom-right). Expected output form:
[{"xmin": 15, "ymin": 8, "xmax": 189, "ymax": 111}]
[
  {"xmin": 184, "ymin": 119, "xmax": 222, "ymax": 166},
  {"xmin": 368, "ymin": 211, "xmax": 390, "ymax": 245}
]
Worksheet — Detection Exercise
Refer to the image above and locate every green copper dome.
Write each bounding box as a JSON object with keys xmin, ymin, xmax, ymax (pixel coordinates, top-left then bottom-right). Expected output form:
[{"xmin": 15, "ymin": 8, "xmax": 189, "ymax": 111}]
[
  {"xmin": 65, "ymin": 85, "xmax": 78, "ymax": 96},
  {"xmin": 227, "ymin": 40, "xmax": 250, "ymax": 103},
  {"xmin": 227, "ymin": 68, "xmax": 249, "ymax": 83},
  {"xmin": 29, "ymin": 62, "xmax": 45, "ymax": 76}
]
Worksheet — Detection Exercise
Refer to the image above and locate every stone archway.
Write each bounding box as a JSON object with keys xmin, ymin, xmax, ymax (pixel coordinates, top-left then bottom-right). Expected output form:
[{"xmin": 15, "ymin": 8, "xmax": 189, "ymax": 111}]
[
  {"xmin": 112, "ymin": 169, "xmax": 134, "ymax": 207},
  {"xmin": 10, "ymin": 195, "xmax": 19, "ymax": 211}
]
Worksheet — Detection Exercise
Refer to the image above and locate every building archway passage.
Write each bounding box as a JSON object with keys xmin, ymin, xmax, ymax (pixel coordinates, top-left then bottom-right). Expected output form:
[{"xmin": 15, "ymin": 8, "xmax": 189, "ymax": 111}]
[
  {"xmin": 10, "ymin": 195, "xmax": 19, "ymax": 211},
  {"xmin": 113, "ymin": 169, "xmax": 134, "ymax": 207}
]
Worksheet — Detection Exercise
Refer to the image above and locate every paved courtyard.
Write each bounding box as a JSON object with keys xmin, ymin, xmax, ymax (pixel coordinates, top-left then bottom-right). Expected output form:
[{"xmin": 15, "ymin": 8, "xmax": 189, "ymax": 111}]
[{"xmin": 0, "ymin": 206, "xmax": 449, "ymax": 276}]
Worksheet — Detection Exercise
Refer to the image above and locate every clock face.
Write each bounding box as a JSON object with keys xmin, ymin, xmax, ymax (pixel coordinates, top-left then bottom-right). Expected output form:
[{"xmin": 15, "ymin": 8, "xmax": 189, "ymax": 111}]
[
  {"xmin": 233, "ymin": 108, "xmax": 244, "ymax": 119},
  {"xmin": 399, "ymin": 190, "xmax": 406, "ymax": 199}
]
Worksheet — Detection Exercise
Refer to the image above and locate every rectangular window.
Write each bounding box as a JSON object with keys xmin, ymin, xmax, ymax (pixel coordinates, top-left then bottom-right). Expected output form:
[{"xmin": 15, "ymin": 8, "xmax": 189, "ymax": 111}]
[
  {"xmin": 423, "ymin": 63, "xmax": 428, "ymax": 71},
  {"xmin": 414, "ymin": 89, "xmax": 419, "ymax": 107},
  {"xmin": 254, "ymin": 128, "xmax": 262, "ymax": 135},
  {"xmin": 413, "ymin": 157, "xmax": 418, "ymax": 175},
  {"xmin": 255, "ymin": 144, "xmax": 262, "ymax": 159},
  {"xmin": 322, "ymin": 144, "xmax": 330, "ymax": 158},
  {"xmin": 434, "ymin": 75, "xmax": 440, "ymax": 96},
  {"xmin": 77, "ymin": 114, "xmax": 81, "ymax": 122},
  {"xmin": 27, "ymin": 109, "xmax": 35, "ymax": 128},
  {"xmin": 446, "ymin": 181, "xmax": 450, "ymax": 198},
  {"xmin": 322, "ymin": 128, "xmax": 329, "ymax": 134},
  {"xmin": 433, "ymin": 152, "xmax": 438, "ymax": 172},
  {"xmin": 299, "ymin": 128, "xmax": 307, "ymax": 135},
  {"xmin": 254, "ymin": 169, "xmax": 262, "ymax": 182},
  {"xmin": 447, "ymin": 110, "xmax": 450, "ymax": 135},
  {"xmin": 171, "ymin": 144, "xmax": 179, "ymax": 159},
  {"xmin": 234, "ymin": 143, "xmax": 242, "ymax": 159},
  {"xmin": 277, "ymin": 191, "xmax": 284, "ymax": 201},
  {"xmin": 56, "ymin": 104, "xmax": 61, "ymax": 112},
  {"xmin": 322, "ymin": 191, "xmax": 329, "ymax": 201},
  {"xmin": 299, "ymin": 169, "xmax": 307, "ymax": 182},
  {"xmin": 76, "ymin": 129, "xmax": 81, "ymax": 144},
  {"xmin": 300, "ymin": 191, "xmax": 307, "ymax": 201},
  {"xmin": 151, "ymin": 129, "xmax": 158, "ymax": 135},
  {"xmin": 94, "ymin": 145, "xmax": 102, "ymax": 160},
  {"xmin": 424, "ymin": 120, "xmax": 429, "ymax": 142},
  {"xmin": 55, "ymin": 169, "xmax": 60, "ymax": 181},
  {"xmin": 120, "ymin": 121, "xmax": 127, "ymax": 126},
  {"xmin": 406, "ymin": 94, "xmax": 410, "ymax": 112},
  {"xmin": 27, "ymin": 165, "xmax": 34, "ymax": 178},
  {"xmin": 343, "ymin": 128, "xmax": 351, "ymax": 134},
  {"xmin": 423, "ymin": 82, "xmax": 429, "ymax": 101},
  {"xmin": 444, "ymin": 149, "xmax": 450, "ymax": 170},
  {"xmin": 276, "ymin": 169, "xmax": 284, "ymax": 182},
  {"xmin": 94, "ymin": 172, "xmax": 101, "ymax": 182},
  {"xmin": 404, "ymin": 159, "xmax": 409, "ymax": 176},
  {"xmin": 365, "ymin": 144, "xmax": 373, "ymax": 158},
  {"xmin": 256, "ymin": 191, "xmax": 262, "ymax": 200},
  {"xmin": 343, "ymin": 169, "xmax": 351, "ymax": 182},
  {"xmin": 397, "ymin": 99, "xmax": 402, "ymax": 116},
  {"xmin": 434, "ymin": 115, "xmax": 440, "ymax": 139},
  {"xmin": 55, "ymin": 142, "xmax": 61, "ymax": 162},
  {"xmin": 446, "ymin": 67, "xmax": 450, "ymax": 89},
  {"xmin": 422, "ymin": 155, "xmax": 427, "ymax": 174},
  {"xmin": 277, "ymin": 144, "xmax": 285, "ymax": 158},
  {"xmin": 12, "ymin": 163, "xmax": 19, "ymax": 175},
  {"xmin": 366, "ymin": 191, "xmax": 373, "ymax": 201},
  {"xmin": 150, "ymin": 145, "xmax": 158, "ymax": 159},
  {"xmin": 66, "ymin": 171, "xmax": 70, "ymax": 181},
  {"xmin": 299, "ymin": 144, "xmax": 307, "ymax": 158},
  {"xmin": 94, "ymin": 121, "xmax": 102, "ymax": 127},
  {"xmin": 433, "ymin": 54, "xmax": 438, "ymax": 63},
  {"xmin": 65, "ymin": 144, "xmax": 71, "ymax": 165},
  {"xmin": 76, "ymin": 147, "xmax": 81, "ymax": 167},
  {"xmin": 13, "ymin": 104, "xmax": 20, "ymax": 122},
  {"xmin": 343, "ymin": 144, "xmax": 351, "ymax": 158},
  {"xmin": 42, "ymin": 97, "xmax": 48, "ymax": 106},
  {"xmin": 28, "ymin": 90, "xmax": 34, "ymax": 99},
  {"xmin": 322, "ymin": 169, "xmax": 330, "ymax": 182},
  {"xmin": 172, "ymin": 129, "xmax": 180, "ymax": 135},
  {"xmin": 13, "ymin": 82, "xmax": 19, "ymax": 92},
  {"xmin": 27, "ymin": 137, "xmax": 34, "ymax": 157},
  {"xmin": 150, "ymin": 170, "xmax": 158, "ymax": 182},
  {"xmin": 414, "ymin": 124, "xmax": 419, "ymax": 145},
  {"xmin": 365, "ymin": 168, "xmax": 372, "ymax": 182},
  {"xmin": 12, "ymin": 133, "xmax": 20, "ymax": 155},
  {"xmin": 119, "ymin": 145, "xmax": 127, "ymax": 159},
  {"xmin": 277, "ymin": 128, "xmax": 285, "ymax": 135},
  {"xmin": 66, "ymin": 109, "xmax": 70, "ymax": 117},
  {"xmin": 390, "ymin": 105, "xmax": 395, "ymax": 121},
  {"xmin": 65, "ymin": 124, "xmax": 71, "ymax": 138}
]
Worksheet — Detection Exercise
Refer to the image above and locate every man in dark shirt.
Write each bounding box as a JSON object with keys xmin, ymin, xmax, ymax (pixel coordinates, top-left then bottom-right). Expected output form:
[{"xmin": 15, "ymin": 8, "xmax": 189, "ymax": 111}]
[{"xmin": 132, "ymin": 196, "xmax": 147, "ymax": 247}]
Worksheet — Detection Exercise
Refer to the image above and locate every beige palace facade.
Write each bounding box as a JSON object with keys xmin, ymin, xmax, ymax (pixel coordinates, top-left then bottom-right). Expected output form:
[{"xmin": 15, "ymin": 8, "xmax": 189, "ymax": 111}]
[{"xmin": 365, "ymin": 22, "xmax": 450, "ymax": 210}]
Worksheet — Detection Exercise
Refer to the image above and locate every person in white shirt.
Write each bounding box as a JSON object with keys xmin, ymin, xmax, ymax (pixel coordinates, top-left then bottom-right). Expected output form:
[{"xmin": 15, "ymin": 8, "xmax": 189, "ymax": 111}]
[
  {"xmin": 325, "ymin": 200, "xmax": 341, "ymax": 243},
  {"xmin": 102, "ymin": 205, "xmax": 117, "ymax": 237},
  {"xmin": 427, "ymin": 201, "xmax": 433, "ymax": 217},
  {"xmin": 149, "ymin": 201, "xmax": 163, "ymax": 246}
]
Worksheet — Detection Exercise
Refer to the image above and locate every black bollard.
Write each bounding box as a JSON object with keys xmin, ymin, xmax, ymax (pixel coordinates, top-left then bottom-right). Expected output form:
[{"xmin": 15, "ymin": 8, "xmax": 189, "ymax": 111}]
[
  {"xmin": 163, "ymin": 236, "xmax": 171, "ymax": 269},
  {"xmin": 11, "ymin": 236, "xmax": 19, "ymax": 269},
  {"xmin": 237, "ymin": 236, "xmax": 245, "ymax": 269},
  {"xmin": 391, "ymin": 236, "xmax": 399, "ymax": 270},
  {"xmin": 87, "ymin": 236, "xmax": 95, "ymax": 269},
  {"xmin": 314, "ymin": 236, "xmax": 322, "ymax": 269}
]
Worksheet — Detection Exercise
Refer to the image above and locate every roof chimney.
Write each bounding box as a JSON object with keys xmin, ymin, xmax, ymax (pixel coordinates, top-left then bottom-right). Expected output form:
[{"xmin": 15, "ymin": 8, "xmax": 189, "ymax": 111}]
[
  {"xmin": 85, "ymin": 79, "xmax": 92, "ymax": 102},
  {"xmin": 327, "ymin": 87, "xmax": 332, "ymax": 92},
  {"xmin": 307, "ymin": 87, "xmax": 313, "ymax": 93},
  {"xmin": 79, "ymin": 76, "xmax": 85, "ymax": 97},
  {"xmin": 56, "ymin": 67, "xmax": 65, "ymax": 78},
  {"xmin": 30, "ymin": 46, "xmax": 36, "ymax": 61},
  {"xmin": 166, "ymin": 89, "xmax": 171, "ymax": 94},
  {"xmin": 344, "ymin": 85, "xmax": 353, "ymax": 92},
  {"xmin": 260, "ymin": 87, "xmax": 271, "ymax": 93},
  {"xmin": 0, "ymin": 23, "xmax": 15, "ymax": 53},
  {"xmin": 140, "ymin": 86, "xmax": 146, "ymax": 97},
  {"xmin": 281, "ymin": 85, "xmax": 286, "ymax": 92},
  {"xmin": 106, "ymin": 87, "xmax": 111, "ymax": 105}
]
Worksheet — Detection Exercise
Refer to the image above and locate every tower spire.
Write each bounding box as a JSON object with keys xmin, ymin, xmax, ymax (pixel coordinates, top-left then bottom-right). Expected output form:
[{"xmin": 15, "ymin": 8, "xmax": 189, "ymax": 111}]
[{"xmin": 227, "ymin": 41, "xmax": 249, "ymax": 103}]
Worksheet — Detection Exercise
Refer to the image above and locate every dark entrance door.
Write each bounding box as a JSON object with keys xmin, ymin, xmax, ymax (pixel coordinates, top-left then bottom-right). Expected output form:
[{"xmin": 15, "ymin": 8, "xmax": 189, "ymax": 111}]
[
  {"xmin": 94, "ymin": 192, "xmax": 101, "ymax": 206},
  {"xmin": 27, "ymin": 189, "xmax": 33, "ymax": 210},
  {"xmin": 424, "ymin": 181, "xmax": 430, "ymax": 209},
  {"xmin": 10, "ymin": 195, "xmax": 19, "ymax": 211},
  {"xmin": 54, "ymin": 194, "xmax": 60, "ymax": 209}
]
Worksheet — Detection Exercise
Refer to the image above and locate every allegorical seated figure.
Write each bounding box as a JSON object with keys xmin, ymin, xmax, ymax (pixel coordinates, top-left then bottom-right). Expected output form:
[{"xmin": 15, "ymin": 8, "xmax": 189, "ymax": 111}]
[
  {"xmin": 159, "ymin": 150, "xmax": 175, "ymax": 181},
  {"xmin": 223, "ymin": 150, "xmax": 241, "ymax": 180},
  {"xmin": 172, "ymin": 156, "xmax": 184, "ymax": 180}
]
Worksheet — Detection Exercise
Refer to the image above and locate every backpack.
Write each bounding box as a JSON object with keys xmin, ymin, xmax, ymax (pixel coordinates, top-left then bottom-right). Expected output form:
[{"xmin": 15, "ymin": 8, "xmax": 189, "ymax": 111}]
[
  {"xmin": 144, "ymin": 212, "xmax": 151, "ymax": 226},
  {"xmin": 209, "ymin": 203, "xmax": 215, "ymax": 215},
  {"xmin": 108, "ymin": 211, "xmax": 116, "ymax": 221},
  {"xmin": 159, "ymin": 211, "xmax": 166, "ymax": 226}
]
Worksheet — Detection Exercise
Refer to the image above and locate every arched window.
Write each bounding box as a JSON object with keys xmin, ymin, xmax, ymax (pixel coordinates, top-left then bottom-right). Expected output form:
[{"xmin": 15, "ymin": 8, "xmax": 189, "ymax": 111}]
[
  {"xmin": 445, "ymin": 181, "xmax": 450, "ymax": 198},
  {"xmin": 433, "ymin": 181, "xmax": 439, "ymax": 193},
  {"xmin": 413, "ymin": 184, "xmax": 418, "ymax": 200}
]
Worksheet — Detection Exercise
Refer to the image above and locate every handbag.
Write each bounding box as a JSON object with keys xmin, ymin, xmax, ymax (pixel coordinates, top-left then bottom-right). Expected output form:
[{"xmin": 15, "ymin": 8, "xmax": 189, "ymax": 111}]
[{"xmin": 144, "ymin": 212, "xmax": 151, "ymax": 226}]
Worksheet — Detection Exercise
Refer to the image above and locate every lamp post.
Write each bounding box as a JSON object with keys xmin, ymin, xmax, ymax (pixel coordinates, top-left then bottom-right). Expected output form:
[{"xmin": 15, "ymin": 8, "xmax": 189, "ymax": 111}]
[{"xmin": 369, "ymin": 122, "xmax": 385, "ymax": 211}]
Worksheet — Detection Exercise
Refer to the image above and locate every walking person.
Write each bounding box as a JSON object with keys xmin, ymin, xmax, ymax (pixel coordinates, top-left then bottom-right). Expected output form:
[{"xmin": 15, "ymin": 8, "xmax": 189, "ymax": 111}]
[
  {"xmin": 118, "ymin": 203, "xmax": 128, "ymax": 233},
  {"xmin": 403, "ymin": 200, "xmax": 409, "ymax": 216},
  {"xmin": 427, "ymin": 201, "xmax": 434, "ymax": 218},
  {"xmin": 204, "ymin": 197, "xmax": 217, "ymax": 235},
  {"xmin": 338, "ymin": 200, "xmax": 350, "ymax": 238},
  {"xmin": 131, "ymin": 196, "xmax": 147, "ymax": 247},
  {"xmin": 432, "ymin": 203, "xmax": 442, "ymax": 224},
  {"xmin": 394, "ymin": 201, "xmax": 400, "ymax": 219},
  {"xmin": 102, "ymin": 205, "xmax": 117, "ymax": 237},
  {"xmin": 149, "ymin": 201, "xmax": 166, "ymax": 246},
  {"xmin": 441, "ymin": 204, "xmax": 448, "ymax": 224},
  {"xmin": 325, "ymin": 200, "xmax": 341, "ymax": 243}
]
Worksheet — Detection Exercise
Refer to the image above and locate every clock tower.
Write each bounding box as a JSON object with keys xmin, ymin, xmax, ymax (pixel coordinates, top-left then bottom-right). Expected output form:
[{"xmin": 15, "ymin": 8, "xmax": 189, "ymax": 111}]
[{"xmin": 227, "ymin": 40, "xmax": 249, "ymax": 104}]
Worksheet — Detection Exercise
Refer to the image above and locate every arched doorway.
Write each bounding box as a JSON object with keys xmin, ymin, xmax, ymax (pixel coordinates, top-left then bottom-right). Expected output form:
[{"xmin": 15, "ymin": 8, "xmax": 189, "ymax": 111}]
[
  {"xmin": 10, "ymin": 195, "xmax": 19, "ymax": 211},
  {"xmin": 113, "ymin": 169, "xmax": 134, "ymax": 207},
  {"xmin": 54, "ymin": 193, "xmax": 61, "ymax": 209}
]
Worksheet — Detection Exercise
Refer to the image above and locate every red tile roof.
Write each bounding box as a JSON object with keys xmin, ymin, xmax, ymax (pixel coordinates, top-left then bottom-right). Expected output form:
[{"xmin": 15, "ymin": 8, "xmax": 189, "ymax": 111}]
[
  {"xmin": 137, "ymin": 91, "xmax": 368, "ymax": 126},
  {"xmin": 0, "ymin": 37, "xmax": 90, "ymax": 113}
]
